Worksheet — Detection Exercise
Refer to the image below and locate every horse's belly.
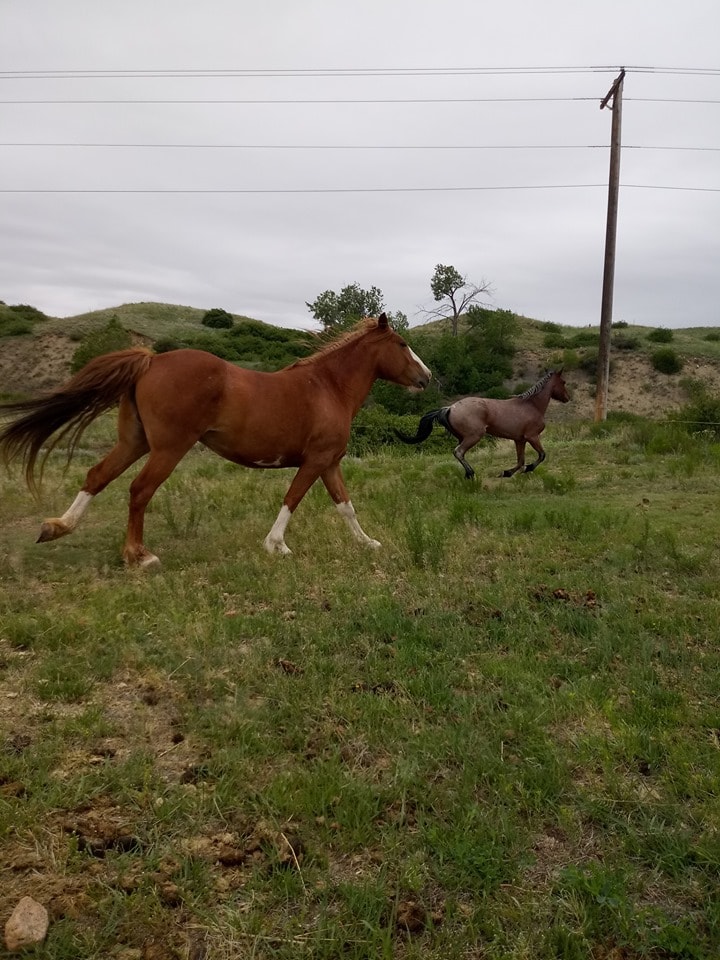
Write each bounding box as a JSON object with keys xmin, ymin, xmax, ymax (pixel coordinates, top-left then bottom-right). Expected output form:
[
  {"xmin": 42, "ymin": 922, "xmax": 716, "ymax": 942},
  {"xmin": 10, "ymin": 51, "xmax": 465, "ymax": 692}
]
[{"xmin": 200, "ymin": 435, "xmax": 303, "ymax": 469}]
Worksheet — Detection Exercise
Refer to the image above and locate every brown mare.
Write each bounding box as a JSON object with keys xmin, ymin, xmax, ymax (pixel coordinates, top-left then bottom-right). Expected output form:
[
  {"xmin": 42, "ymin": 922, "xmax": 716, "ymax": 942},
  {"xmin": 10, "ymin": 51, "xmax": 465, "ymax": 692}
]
[
  {"xmin": 0, "ymin": 314, "xmax": 430, "ymax": 567},
  {"xmin": 396, "ymin": 369, "xmax": 570, "ymax": 480}
]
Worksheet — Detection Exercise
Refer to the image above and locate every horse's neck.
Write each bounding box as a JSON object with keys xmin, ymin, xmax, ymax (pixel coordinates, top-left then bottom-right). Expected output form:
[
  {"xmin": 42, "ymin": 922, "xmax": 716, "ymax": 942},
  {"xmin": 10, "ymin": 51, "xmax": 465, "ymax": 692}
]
[
  {"xmin": 529, "ymin": 381, "xmax": 553, "ymax": 412},
  {"xmin": 309, "ymin": 340, "xmax": 378, "ymax": 410}
]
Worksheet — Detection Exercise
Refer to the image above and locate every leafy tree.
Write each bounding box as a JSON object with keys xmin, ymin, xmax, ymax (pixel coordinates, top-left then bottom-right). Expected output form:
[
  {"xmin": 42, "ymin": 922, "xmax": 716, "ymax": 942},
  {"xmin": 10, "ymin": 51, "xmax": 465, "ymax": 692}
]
[
  {"xmin": 426, "ymin": 264, "xmax": 492, "ymax": 336},
  {"xmin": 466, "ymin": 306, "xmax": 518, "ymax": 359},
  {"xmin": 306, "ymin": 283, "xmax": 385, "ymax": 332},
  {"xmin": 71, "ymin": 317, "xmax": 132, "ymax": 372},
  {"xmin": 202, "ymin": 307, "xmax": 234, "ymax": 329}
]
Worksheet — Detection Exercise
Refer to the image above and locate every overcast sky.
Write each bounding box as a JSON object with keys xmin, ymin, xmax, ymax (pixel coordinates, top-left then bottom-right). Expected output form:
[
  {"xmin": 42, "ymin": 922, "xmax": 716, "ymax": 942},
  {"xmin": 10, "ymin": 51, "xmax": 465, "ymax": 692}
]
[{"xmin": 1, "ymin": 1, "xmax": 719, "ymax": 331}]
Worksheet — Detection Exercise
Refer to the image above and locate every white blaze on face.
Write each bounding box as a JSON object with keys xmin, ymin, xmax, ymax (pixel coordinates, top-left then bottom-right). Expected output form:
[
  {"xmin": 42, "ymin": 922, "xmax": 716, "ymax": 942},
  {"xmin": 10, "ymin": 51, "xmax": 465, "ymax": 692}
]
[
  {"xmin": 408, "ymin": 347, "xmax": 431, "ymax": 382},
  {"xmin": 60, "ymin": 491, "xmax": 94, "ymax": 531}
]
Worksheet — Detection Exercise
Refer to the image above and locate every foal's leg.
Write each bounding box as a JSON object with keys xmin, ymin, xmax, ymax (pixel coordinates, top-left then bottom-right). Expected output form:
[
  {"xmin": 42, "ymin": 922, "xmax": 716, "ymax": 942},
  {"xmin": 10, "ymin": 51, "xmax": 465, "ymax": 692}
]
[
  {"xmin": 321, "ymin": 462, "xmax": 381, "ymax": 549},
  {"xmin": 264, "ymin": 461, "xmax": 325, "ymax": 555},
  {"xmin": 523, "ymin": 437, "xmax": 546, "ymax": 473},
  {"xmin": 501, "ymin": 440, "xmax": 526, "ymax": 478},
  {"xmin": 37, "ymin": 398, "xmax": 149, "ymax": 543}
]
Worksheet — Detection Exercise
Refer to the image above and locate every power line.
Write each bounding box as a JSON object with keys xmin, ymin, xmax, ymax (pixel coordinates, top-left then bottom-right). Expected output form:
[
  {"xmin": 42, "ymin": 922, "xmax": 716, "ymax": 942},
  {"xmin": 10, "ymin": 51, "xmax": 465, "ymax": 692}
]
[
  {"xmin": 0, "ymin": 97, "xmax": 600, "ymax": 105},
  {"xmin": 1, "ymin": 142, "xmax": 718, "ymax": 151},
  {"xmin": 2, "ymin": 184, "xmax": 718, "ymax": 195},
  {"xmin": 1, "ymin": 65, "xmax": 719, "ymax": 80}
]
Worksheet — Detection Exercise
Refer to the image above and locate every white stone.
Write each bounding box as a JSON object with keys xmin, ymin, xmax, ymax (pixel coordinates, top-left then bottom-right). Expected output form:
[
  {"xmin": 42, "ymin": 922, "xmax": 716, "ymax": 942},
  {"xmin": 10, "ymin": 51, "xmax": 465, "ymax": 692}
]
[{"xmin": 4, "ymin": 896, "xmax": 49, "ymax": 951}]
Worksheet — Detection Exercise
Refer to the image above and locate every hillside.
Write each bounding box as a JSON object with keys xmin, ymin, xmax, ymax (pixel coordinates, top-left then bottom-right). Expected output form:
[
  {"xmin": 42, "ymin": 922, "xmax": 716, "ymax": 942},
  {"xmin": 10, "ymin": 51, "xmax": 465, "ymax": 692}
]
[{"xmin": 2, "ymin": 301, "xmax": 720, "ymax": 421}]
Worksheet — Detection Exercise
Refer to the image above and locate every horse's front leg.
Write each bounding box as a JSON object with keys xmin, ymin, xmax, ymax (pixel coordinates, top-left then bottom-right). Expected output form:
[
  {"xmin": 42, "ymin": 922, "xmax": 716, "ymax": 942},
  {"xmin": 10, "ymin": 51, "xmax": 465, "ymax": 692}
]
[
  {"xmin": 523, "ymin": 437, "xmax": 546, "ymax": 473},
  {"xmin": 321, "ymin": 462, "xmax": 381, "ymax": 549},
  {"xmin": 502, "ymin": 440, "xmax": 526, "ymax": 478},
  {"xmin": 264, "ymin": 462, "xmax": 324, "ymax": 555}
]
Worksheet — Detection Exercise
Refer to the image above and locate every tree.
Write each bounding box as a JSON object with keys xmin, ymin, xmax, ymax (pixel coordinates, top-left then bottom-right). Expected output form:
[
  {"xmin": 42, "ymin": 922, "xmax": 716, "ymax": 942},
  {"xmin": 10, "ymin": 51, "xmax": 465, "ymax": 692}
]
[
  {"xmin": 426, "ymin": 264, "xmax": 492, "ymax": 336},
  {"xmin": 202, "ymin": 307, "xmax": 234, "ymax": 329},
  {"xmin": 466, "ymin": 306, "xmax": 518, "ymax": 358},
  {"xmin": 306, "ymin": 283, "xmax": 385, "ymax": 332}
]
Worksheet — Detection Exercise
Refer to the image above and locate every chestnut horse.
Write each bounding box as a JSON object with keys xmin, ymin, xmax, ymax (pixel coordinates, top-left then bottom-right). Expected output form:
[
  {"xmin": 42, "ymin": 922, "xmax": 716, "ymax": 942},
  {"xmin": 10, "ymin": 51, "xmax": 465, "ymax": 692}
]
[
  {"xmin": 396, "ymin": 369, "xmax": 569, "ymax": 480},
  {"xmin": 0, "ymin": 314, "xmax": 430, "ymax": 567}
]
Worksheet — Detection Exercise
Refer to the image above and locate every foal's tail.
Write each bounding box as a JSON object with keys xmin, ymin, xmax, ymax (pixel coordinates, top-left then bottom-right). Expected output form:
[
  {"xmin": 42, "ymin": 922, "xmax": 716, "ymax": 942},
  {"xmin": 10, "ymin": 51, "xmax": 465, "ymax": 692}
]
[
  {"xmin": 0, "ymin": 347, "xmax": 153, "ymax": 492},
  {"xmin": 394, "ymin": 406, "xmax": 453, "ymax": 445}
]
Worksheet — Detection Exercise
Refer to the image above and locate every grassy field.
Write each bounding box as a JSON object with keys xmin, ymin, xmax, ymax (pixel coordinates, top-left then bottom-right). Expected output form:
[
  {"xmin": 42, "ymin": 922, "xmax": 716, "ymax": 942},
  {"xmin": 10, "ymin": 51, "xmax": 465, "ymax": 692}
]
[{"xmin": 1, "ymin": 416, "xmax": 720, "ymax": 959}]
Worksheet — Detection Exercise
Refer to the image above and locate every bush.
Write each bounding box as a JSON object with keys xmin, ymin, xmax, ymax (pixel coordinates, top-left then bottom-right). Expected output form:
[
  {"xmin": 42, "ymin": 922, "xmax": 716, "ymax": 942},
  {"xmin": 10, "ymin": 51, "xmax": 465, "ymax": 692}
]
[
  {"xmin": 202, "ymin": 308, "xmax": 234, "ymax": 329},
  {"xmin": 8, "ymin": 303, "xmax": 48, "ymax": 323},
  {"xmin": 612, "ymin": 334, "xmax": 640, "ymax": 351},
  {"xmin": 651, "ymin": 348, "xmax": 683, "ymax": 375},
  {"xmin": 611, "ymin": 320, "xmax": 628, "ymax": 329},
  {"xmin": 71, "ymin": 317, "xmax": 132, "ymax": 372},
  {"xmin": 703, "ymin": 331, "xmax": 720, "ymax": 342},
  {"xmin": 647, "ymin": 327, "xmax": 673, "ymax": 343},
  {"xmin": 676, "ymin": 390, "xmax": 720, "ymax": 439},
  {"xmin": 0, "ymin": 316, "xmax": 33, "ymax": 338}
]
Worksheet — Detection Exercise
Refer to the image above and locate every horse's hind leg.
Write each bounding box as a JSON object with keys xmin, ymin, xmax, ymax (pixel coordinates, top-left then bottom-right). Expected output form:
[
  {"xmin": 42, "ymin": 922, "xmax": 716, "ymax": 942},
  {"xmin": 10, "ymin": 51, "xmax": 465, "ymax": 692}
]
[
  {"xmin": 122, "ymin": 439, "xmax": 198, "ymax": 568},
  {"xmin": 523, "ymin": 437, "xmax": 546, "ymax": 473},
  {"xmin": 452, "ymin": 439, "xmax": 478, "ymax": 480},
  {"xmin": 321, "ymin": 462, "xmax": 381, "ymax": 549},
  {"xmin": 501, "ymin": 440, "xmax": 526, "ymax": 478},
  {"xmin": 37, "ymin": 397, "xmax": 150, "ymax": 543}
]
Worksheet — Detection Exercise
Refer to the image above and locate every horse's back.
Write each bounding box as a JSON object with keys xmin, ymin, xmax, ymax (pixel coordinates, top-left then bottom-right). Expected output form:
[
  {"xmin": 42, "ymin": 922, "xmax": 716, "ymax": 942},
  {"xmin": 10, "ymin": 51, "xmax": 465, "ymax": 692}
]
[{"xmin": 450, "ymin": 395, "xmax": 542, "ymax": 441}]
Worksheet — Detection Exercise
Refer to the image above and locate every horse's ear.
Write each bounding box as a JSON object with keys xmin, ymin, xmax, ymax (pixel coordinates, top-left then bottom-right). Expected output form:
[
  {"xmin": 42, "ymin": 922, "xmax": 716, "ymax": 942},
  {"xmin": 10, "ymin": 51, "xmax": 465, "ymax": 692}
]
[{"xmin": 378, "ymin": 312, "xmax": 389, "ymax": 329}]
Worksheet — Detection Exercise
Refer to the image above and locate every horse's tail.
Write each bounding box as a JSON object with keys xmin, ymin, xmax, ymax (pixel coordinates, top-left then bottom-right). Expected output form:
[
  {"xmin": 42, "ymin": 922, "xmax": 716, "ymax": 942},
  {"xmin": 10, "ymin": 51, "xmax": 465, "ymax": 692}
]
[
  {"xmin": 394, "ymin": 407, "xmax": 450, "ymax": 445},
  {"xmin": 0, "ymin": 347, "xmax": 154, "ymax": 492}
]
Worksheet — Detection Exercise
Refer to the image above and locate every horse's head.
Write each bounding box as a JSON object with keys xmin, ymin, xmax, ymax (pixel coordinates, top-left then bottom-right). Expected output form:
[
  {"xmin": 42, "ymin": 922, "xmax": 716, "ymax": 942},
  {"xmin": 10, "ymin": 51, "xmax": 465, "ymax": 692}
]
[
  {"xmin": 372, "ymin": 313, "xmax": 431, "ymax": 390},
  {"xmin": 550, "ymin": 369, "xmax": 571, "ymax": 403}
]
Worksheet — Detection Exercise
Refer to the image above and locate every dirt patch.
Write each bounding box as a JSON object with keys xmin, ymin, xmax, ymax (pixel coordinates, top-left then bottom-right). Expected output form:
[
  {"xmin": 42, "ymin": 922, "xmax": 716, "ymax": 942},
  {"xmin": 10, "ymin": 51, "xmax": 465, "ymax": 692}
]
[{"xmin": 0, "ymin": 331, "xmax": 153, "ymax": 396}]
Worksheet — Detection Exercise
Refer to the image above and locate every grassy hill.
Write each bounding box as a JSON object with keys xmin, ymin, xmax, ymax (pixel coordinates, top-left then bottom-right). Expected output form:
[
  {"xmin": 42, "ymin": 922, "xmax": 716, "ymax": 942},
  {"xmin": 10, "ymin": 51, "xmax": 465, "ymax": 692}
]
[{"xmin": 2, "ymin": 300, "xmax": 720, "ymax": 422}]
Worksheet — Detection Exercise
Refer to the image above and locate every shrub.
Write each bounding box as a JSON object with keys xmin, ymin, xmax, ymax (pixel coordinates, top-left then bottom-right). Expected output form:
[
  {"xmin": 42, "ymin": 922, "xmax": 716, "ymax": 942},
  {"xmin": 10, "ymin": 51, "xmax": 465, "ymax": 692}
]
[
  {"xmin": 8, "ymin": 303, "xmax": 48, "ymax": 323},
  {"xmin": 0, "ymin": 316, "xmax": 33, "ymax": 338},
  {"xmin": 651, "ymin": 348, "xmax": 683, "ymax": 375},
  {"xmin": 611, "ymin": 320, "xmax": 628, "ymax": 329},
  {"xmin": 543, "ymin": 333, "xmax": 566, "ymax": 349},
  {"xmin": 612, "ymin": 334, "xmax": 640, "ymax": 351},
  {"xmin": 154, "ymin": 337, "xmax": 186, "ymax": 354},
  {"xmin": 647, "ymin": 327, "xmax": 673, "ymax": 343},
  {"xmin": 71, "ymin": 317, "xmax": 132, "ymax": 372},
  {"xmin": 540, "ymin": 321, "xmax": 561, "ymax": 333},
  {"xmin": 202, "ymin": 308, "xmax": 234, "ymax": 329},
  {"xmin": 703, "ymin": 331, "xmax": 720, "ymax": 342},
  {"xmin": 676, "ymin": 389, "xmax": 720, "ymax": 439}
]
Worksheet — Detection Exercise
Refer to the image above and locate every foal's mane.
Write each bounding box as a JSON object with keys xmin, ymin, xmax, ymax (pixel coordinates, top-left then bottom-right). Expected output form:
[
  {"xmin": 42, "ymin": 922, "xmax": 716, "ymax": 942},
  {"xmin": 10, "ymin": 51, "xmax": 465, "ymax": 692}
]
[
  {"xmin": 291, "ymin": 317, "xmax": 389, "ymax": 368},
  {"xmin": 518, "ymin": 370, "xmax": 555, "ymax": 400}
]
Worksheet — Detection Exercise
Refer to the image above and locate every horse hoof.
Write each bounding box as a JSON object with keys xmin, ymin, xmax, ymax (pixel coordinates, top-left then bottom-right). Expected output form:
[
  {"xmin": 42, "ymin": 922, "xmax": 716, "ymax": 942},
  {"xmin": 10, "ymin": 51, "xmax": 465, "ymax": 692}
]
[
  {"xmin": 123, "ymin": 549, "xmax": 161, "ymax": 570},
  {"xmin": 365, "ymin": 539, "xmax": 382, "ymax": 550},
  {"xmin": 263, "ymin": 538, "xmax": 292, "ymax": 556},
  {"xmin": 37, "ymin": 519, "xmax": 69, "ymax": 543}
]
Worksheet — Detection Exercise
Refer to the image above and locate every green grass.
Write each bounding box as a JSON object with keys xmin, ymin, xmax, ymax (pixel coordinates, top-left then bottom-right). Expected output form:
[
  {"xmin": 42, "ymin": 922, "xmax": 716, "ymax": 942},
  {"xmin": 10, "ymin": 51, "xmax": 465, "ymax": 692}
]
[{"xmin": 1, "ymin": 419, "xmax": 720, "ymax": 958}]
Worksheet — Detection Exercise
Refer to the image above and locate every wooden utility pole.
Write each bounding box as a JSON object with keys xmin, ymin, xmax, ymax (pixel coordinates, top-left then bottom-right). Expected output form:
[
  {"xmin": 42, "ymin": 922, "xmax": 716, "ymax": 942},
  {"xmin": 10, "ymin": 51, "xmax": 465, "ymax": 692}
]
[{"xmin": 595, "ymin": 68, "xmax": 625, "ymax": 421}]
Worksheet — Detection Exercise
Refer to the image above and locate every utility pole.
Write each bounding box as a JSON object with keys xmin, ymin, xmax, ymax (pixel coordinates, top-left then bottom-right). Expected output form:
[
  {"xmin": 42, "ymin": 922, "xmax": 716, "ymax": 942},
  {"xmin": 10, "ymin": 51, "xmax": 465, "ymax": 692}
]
[{"xmin": 595, "ymin": 68, "xmax": 625, "ymax": 422}]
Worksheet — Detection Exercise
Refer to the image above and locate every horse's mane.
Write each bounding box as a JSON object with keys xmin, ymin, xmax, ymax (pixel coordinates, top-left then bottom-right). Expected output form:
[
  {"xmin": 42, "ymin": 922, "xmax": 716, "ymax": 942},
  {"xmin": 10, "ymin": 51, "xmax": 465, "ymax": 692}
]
[
  {"xmin": 518, "ymin": 370, "xmax": 555, "ymax": 400},
  {"xmin": 290, "ymin": 317, "xmax": 387, "ymax": 368}
]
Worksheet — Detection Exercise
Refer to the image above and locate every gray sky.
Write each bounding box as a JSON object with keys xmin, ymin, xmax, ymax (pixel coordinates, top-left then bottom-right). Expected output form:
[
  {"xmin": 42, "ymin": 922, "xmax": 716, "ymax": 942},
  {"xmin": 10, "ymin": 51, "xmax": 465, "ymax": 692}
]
[{"xmin": 1, "ymin": 0, "xmax": 719, "ymax": 331}]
